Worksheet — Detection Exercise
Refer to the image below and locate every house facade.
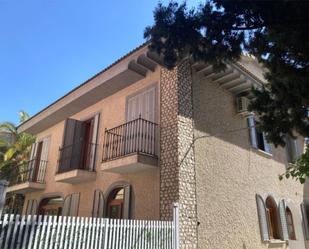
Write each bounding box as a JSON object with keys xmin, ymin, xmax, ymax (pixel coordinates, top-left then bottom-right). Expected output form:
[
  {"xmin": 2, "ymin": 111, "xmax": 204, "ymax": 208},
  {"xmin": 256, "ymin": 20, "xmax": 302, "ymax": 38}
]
[{"xmin": 5, "ymin": 43, "xmax": 308, "ymax": 249}]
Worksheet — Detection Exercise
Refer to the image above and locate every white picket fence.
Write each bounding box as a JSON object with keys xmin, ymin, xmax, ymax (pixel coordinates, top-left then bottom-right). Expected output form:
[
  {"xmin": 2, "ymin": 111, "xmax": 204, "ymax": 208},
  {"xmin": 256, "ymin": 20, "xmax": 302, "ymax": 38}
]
[{"xmin": 0, "ymin": 212, "xmax": 179, "ymax": 249}]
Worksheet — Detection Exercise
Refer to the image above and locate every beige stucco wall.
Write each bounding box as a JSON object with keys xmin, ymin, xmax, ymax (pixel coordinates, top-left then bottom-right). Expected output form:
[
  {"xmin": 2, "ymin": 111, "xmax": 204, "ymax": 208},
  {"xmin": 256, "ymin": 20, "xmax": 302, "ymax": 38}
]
[
  {"xmin": 192, "ymin": 72, "xmax": 306, "ymax": 249},
  {"xmin": 23, "ymin": 68, "xmax": 161, "ymax": 220}
]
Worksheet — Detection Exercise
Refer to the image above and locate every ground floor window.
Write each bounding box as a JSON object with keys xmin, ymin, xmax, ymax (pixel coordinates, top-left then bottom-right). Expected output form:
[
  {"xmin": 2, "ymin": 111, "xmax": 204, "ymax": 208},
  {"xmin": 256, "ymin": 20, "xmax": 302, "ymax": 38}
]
[
  {"xmin": 265, "ymin": 196, "xmax": 280, "ymax": 240},
  {"xmin": 38, "ymin": 196, "xmax": 63, "ymax": 216},
  {"xmin": 286, "ymin": 207, "xmax": 296, "ymax": 240},
  {"xmin": 104, "ymin": 184, "xmax": 131, "ymax": 219},
  {"xmin": 107, "ymin": 188, "xmax": 124, "ymax": 219}
]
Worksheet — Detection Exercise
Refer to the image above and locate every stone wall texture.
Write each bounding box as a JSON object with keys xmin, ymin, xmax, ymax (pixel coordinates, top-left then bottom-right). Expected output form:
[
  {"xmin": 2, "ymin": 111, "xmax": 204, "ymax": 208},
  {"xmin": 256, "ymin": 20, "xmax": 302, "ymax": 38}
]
[
  {"xmin": 160, "ymin": 60, "xmax": 198, "ymax": 249},
  {"xmin": 192, "ymin": 71, "xmax": 306, "ymax": 249}
]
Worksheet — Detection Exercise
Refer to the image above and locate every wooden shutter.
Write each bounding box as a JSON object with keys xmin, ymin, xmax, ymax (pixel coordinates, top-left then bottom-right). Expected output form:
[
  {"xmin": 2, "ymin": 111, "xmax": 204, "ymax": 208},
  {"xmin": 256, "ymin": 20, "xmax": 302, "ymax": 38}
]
[
  {"xmin": 248, "ymin": 116, "xmax": 258, "ymax": 149},
  {"xmin": 286, "ymin": 136, "xmax": 300, "ymax": 163},
  {"xmin": 262, "ymin": 133, "xmax": 272, "ymax": 154},
  {"xmin": 0, "ymin": 181, "xmax": 8, "ymax": 216},
  {"xmin": 59, "ymin": 119, "xmax": 85, "ymax": 171},
  {"xmin": 27, "ymin": 143, "xmax": 38, "ymax": 181},
  {"xmin": 92, "ymin": 189, "xmax": 104, "ymax": 218},
  {"xmin": 62, "ymin": 193, "xmax": 80, "ymax": 217},
  {"xmin": 256, "ymin": 194, "xmax": 269, "ymax": 241},
  {"xmin": 123, "ymin": 185, "xmax": 131, "ymax": 219},
  {"xmin": 29, "ymin": 142, "xmax": 38, "ymax": 161},
  {"xmin": 301, "ymin": 202, "xmax": 309, "ymax": 240},
  {"xmin": 25, "ymin": 199, "xmax": 37, "ymax": 215},
  {"xmin": 89, "ymin": 114, "xmax": 100, "ymax": 170},
  {"xmin": 278, "ymin": 200, "xmax": 289, "ymax": 240},
  {"xmin": 37, "ymin": 137, "xmax": 50, "ymax": 182}
]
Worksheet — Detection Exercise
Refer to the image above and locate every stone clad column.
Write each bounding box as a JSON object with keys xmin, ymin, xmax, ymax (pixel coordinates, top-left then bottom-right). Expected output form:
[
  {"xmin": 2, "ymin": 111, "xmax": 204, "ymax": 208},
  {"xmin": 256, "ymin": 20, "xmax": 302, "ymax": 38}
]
[{"xmin": 160, "ymin": 60, "xmax": 198, "ymax": 249}]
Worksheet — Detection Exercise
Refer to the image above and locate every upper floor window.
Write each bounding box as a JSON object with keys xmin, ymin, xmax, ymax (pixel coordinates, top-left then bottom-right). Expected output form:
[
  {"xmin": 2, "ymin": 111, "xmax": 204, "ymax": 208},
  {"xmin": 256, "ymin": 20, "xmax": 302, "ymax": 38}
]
[{"xmin": 247, "ymin": 116, "xmax": 272, "ymax": 154}]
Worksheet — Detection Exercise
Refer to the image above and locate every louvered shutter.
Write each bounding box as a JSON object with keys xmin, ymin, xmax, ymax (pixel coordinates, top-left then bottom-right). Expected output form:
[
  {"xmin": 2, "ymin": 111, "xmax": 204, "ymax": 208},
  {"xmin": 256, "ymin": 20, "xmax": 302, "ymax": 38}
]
[
  {"xmin": 301, "ymin": 202, "xmax": 309, "ymax": 240},
  {"xmin": 63, "ymin": 193, "xmax": 80, "ymax": 217},
  {"xmin": 127, "ymin": 86, "xmax": 156, "ymax": 122},
  {"xmin": 28, "ymin": 143, "xmax": 38, "ymax": 180},
  {"xmin": 248, "ymin": 116, "xmax": 258, "ymax": 149},
  {"xmin": 89, "ymin": 114, "xmax": 100, "ymax": 170},
  {"xmin": 278, "ymin": 200, "xmax": 289, "ymax": 240},
  {"xmin": 25, "ymin": 199, "xmax": 37, "ymax": 215},
  {"xmin": 123, "ymin": 185, "xmax": 131, "ymax": 219},
  {"xmin": 0, "ymin": 180, "xmax": 8, "ymax": 216},
  {"xmin": 37, "ymin": 137, "xmax": 50, "ymax": 182},
  {"xmin": 286, "ymin": 136, "xmax": 300, "ymax": 163},
  {"xmin": 59, "ymin": 119, "xmax": 85, "ymax": 172},
  {"xmin": 92, "ymin": 189, "xmax": 104, "ymax": 218},
  {"xmin": 62, "ymin": 194, "xmax": 71, "ymax": 216},
  {"xmin": 256, "ymin": 194, "xmax": 269, "ymax": 241},
  {"xmin": 144, "ymin": 87, "xmax": 156, "ymax": 122},
  {"xmin": 262, "ymin": 133, "xmax": 272, "ymax": 154}
]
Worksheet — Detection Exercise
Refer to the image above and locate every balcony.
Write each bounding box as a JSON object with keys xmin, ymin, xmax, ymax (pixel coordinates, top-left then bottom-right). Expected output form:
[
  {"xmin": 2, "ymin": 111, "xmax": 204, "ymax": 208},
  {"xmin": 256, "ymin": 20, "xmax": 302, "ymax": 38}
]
[
  {"xmin": 6, "ymin": 159, "xmax": 47, "ymax": 194},
  {"xmin": 101, "ymin": 117, "xmax": 158, "ymax": 173},
  {"xmin": 55, "ymin": 141, "xmax": 97, "ymax": 184}
]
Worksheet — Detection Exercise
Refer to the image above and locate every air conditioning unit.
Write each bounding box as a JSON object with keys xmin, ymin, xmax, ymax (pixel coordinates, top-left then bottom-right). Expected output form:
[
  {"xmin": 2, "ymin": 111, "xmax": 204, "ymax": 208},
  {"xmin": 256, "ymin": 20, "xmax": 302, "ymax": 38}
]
[{"xmin": 236, "ymin": 96, "xmax": 250, "ymax": 116}]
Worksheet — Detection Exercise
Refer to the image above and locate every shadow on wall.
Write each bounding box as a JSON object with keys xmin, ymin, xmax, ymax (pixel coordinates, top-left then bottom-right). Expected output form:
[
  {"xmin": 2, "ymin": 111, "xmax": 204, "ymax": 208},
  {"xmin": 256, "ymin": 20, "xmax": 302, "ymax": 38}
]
[{"xmin": 191, "ymin": 74, "xmax": 291, "ymax": 167}]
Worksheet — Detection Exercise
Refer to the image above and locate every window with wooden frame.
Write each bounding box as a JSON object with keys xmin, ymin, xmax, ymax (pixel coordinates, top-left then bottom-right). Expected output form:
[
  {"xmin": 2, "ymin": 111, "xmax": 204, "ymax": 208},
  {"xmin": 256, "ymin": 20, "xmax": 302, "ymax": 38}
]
[
  {"xmin": 286, "ymin": 207, "xmax": 296, "ymax": 240},
  {"xmin": 107, "ymin": 188, "xmax": 124, "ymax": 219},
  {"xmin": 105, "ymin": 185, "xmax": 131, "ymax": 219},
  {"xmin": 265, "ymin": 197, "xmax": 280, "ymax": 240}
]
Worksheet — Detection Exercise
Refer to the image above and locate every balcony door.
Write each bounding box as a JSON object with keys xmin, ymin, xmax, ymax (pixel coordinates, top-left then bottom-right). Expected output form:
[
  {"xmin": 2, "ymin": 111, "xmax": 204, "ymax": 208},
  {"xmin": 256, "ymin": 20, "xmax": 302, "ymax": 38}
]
[{"xmin": 58, "ymin": 114, "xmax": 100, "ymax": 173}]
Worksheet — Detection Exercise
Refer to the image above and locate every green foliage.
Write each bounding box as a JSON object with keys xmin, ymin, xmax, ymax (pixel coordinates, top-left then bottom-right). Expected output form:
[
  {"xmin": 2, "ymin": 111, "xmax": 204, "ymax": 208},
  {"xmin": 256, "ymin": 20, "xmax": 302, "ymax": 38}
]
[
  {"xmin": 0, "ymin": 111, "xmax": 35, "ymax": 180},
  {"xmin": 279, "ymin": 144, "xmax": 309, "ymax": 184},
  {"xmin": 145, "ymin": 0, "xmax": 309, "ymax": 144},
  {"xmin": 145, "ymin": 0, "xmax": 309, "ymax": 181}
]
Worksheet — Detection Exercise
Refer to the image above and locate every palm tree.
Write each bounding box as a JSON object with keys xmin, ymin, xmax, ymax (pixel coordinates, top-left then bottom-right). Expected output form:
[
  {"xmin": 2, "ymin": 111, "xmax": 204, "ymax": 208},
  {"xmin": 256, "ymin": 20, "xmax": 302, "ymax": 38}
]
[{"xmin": 0, "ymin": 111, "xmax": 36, "ymax": 180}]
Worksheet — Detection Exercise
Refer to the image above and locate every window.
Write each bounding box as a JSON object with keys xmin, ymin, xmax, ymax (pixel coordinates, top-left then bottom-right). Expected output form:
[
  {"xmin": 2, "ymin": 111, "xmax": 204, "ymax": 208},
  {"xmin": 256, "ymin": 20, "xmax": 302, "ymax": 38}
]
[
  {"xmin": 286, "ymin": 207, "xmax": 296, "ymax": 240},
  {"xmin": 107, "ymin": 188, "xmax": 124, "ymax": 219},
  {"xmin": 106, "ymin": 184, "xmax": 131, "ymax": 219},
  {"xmin": 265, "ymin": 197, "xmax": 280, "ymax": 239},
  {"xmin": 38, "ymin": 196, "xmax": 63, "ymax": 216},
  {"xmin": 248, "ymin": 116, "xmax": 272, "ymax": 154}
]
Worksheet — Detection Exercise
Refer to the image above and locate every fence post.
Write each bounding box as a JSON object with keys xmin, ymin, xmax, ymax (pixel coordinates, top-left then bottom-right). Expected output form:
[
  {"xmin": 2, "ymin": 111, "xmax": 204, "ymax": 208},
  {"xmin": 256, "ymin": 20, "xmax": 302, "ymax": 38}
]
[
  {"xmin": 0, "ymin": 180, "xmax": 9, "ymax": 216},
  {"xmin": 173, "ymin": 202, "xmax": 179, "ymax": 249}
]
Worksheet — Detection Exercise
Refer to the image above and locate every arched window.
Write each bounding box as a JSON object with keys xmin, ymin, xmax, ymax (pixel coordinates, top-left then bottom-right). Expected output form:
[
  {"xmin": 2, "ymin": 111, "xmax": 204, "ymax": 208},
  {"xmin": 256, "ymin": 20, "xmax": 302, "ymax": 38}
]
[
  {"xmin": 265, "ymin": 197, "xmax": 280, "ymax": 239},
  {"xmin": 107, "ymin": 188, "xmax": 124, "ymax": 219},
  {"xmin": 286, "ymin": 207, "xmax": 296, "ymax": 240},
  {"xmin": 38, "ymin": 196, "xmax": 63, "ymax": 216},
  {"xmin": 105, "ymin": 184, "xmax": 131, "ymax": 219}
]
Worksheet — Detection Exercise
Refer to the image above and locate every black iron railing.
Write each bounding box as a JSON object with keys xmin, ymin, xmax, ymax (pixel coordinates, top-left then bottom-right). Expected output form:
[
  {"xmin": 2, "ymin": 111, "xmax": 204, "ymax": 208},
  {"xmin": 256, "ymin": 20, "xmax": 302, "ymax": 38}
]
[
  {"xmin": 103, "ymin": 117, "xmax": 158, "ymax": 161},
  {"xmin": 57, "ymin": 141, "xmax": 97, "ymax": 173},
  {"xmin": 5, "ymin": 159, "xmax": 48, "ymax": 186}
]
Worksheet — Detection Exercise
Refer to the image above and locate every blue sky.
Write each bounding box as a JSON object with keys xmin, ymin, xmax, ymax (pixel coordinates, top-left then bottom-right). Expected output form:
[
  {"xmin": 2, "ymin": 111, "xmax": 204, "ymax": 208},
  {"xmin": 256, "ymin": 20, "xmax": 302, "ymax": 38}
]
[{"xmin": 0, "ymin": 0, "xmax": 197, "ymax": 124}]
